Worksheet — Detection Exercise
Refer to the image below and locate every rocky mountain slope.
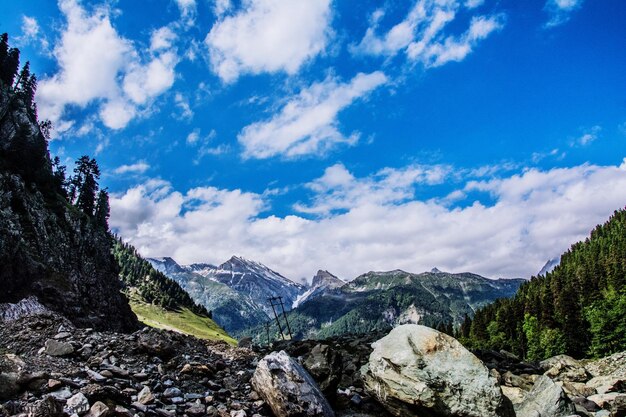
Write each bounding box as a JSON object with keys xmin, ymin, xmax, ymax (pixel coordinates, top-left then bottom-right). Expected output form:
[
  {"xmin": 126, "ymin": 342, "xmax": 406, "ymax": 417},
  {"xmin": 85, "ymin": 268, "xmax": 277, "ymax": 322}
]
[
  {"xmin": 148, "ymin": 256, "xmax": 302, "ymax": 335},
  {"xmin": 0, "ymin": 37, "xmax": 137, "ymax": 332},
  {"xmin": 293, "ymin": 270, "xmax": 344, "ymax": 309},
  {"xmin": 246, "ymin": 269, "xmax": 524, "ymax": 341}
]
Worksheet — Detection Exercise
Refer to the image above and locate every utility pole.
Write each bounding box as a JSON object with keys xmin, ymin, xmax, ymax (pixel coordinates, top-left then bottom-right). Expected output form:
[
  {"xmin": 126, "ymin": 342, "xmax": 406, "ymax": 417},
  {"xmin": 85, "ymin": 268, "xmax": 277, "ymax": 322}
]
[
  {"xmin": 268, "ymin": 297, "xmax": 286, "ymax": 340},
  {"xmin": 277, "ymin": 296, "xmax": 293, "ymax": 340}
]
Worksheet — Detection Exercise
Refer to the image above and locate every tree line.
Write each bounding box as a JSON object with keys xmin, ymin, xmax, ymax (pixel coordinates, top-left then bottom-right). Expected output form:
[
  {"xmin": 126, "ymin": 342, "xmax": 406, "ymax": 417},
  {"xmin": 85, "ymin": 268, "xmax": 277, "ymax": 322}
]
[
  {"xmin": 461, "ymin": 208, "xmax": 626, "ymax": 360},
  {"xmin": 113, "ymin": 238, "xmax": 212, "ymax": 318}
]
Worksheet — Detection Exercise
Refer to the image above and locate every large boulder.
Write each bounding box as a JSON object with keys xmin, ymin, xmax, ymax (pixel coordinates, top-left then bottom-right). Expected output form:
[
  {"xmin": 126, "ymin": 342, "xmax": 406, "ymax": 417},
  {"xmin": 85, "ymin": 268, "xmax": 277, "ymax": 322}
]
[
  {"xmin": 362, "ymin": 324, "xmax": 514, "ymax": 417},
  {"xmin": 252, "ymin": 350, "xmax": 334, "ymax": 417},
  {"xmin": 514, "ymin": 375, "xmax": 575, "ymax": 417},
  {"xmin": 303, "ymin": 343, "xmax": 342, "ymax": 398}
]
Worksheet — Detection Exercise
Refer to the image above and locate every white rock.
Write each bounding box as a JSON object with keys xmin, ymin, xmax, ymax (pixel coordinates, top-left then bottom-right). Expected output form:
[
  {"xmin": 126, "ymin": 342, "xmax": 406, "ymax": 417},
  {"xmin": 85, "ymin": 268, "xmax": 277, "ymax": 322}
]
[{"xmin": 362, "ymin": 324, "xmax": 513, "ymax": 417}]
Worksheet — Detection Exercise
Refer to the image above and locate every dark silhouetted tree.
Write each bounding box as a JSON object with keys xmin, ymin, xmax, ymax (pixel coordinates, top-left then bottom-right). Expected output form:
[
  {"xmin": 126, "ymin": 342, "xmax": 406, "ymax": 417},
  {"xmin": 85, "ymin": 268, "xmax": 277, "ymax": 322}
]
[{"xmin": 94, "ymin": 189, "xmax": 110, "ymax": 229}]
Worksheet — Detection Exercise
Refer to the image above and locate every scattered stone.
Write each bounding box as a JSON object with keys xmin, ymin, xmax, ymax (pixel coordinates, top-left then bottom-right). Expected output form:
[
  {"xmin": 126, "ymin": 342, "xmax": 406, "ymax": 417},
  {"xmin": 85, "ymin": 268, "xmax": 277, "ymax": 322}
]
[
  {"xmin": 85, "ymin": 368, "xmax": 107, "ymax": 383},
  {"xmin": 362, "ymin": 324, "xmax": 514, "ymax": 417},
  {"xmin": 231, "ymin": 410, "xmax": 247, "ymax": 417},
  {"xmin": 612, "ymin": 395, "xmax": 626, "ymax": 417},
  {"xmin": 54, "ymin": 332, "xmax": 72, "ymax": 339},
  {"xmin": 187, "ymin": 404, "xmax": 206, "ymax": 417},
  {"xmin": 252, "ymin": 350, "xmax": 334, "ymax": 417},
  {"xmin": 137, "ymin": 385, "xmax": 155, "ymax": 405},
  {"xmin": 163, "ymin": 387, "xmax": 182, "ymax": 398},
  {"xmin": 501, "ymin": 386, "xmax": 526, "ymax": 405},
  {"xmin": 49, "ymin": 387, "xmax": 73, "ymax": 400},
  {"xmin": 514, "ymin": 375, "xmax": 575, "ymax": 417},
  {"xmin": 587, "ymin": 392, "xmax": 622, "ymax": 409},
  {"xmin": 48, "ymin": 378, "xmax": 63, "ymax": 390},
  {"xmin": 540, "ymin": 355, "xmax": 589, "ymax": 382},
  {"xmin": 65, "ymin": 392, "xmax": 90, "ymax": 416},
  {"xmin": 84, "ymin": 401, "xmax": 109, "ymax": 417},
  {"xmin": 44, "ymin": 339, "xmax": 75, "ymax": 357},
  {"xmin": 28, "ymin": 396, "xmax": 65, "ymax": 417},
  {"xmin": 572, "ymin": 397, "xmax": 600, "ymax": 412}
]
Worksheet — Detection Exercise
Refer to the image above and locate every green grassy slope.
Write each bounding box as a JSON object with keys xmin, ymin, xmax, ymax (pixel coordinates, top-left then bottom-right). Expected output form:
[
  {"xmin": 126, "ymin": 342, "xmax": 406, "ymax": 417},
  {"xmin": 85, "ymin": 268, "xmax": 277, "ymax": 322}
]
[{"xmin": 129, "ymin": 295, "xmax": 236, "ymax": 345}]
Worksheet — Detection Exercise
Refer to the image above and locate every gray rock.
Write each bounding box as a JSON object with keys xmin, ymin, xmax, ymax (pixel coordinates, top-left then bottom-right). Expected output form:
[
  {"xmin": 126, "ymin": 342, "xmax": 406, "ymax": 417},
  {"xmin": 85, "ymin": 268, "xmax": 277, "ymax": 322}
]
[
  {"xmin": 28, "ymin": 396, "xmax": 65, "ymax": 417},
  {"xmin": 540, "ymin": 355, "xmax": 589, "ymax": 382},
  {"xmin": 303, "ymin": 343, "xmax": 341, "ymax": 397},
  {"xmin": 612, "ymin": 395, "xmax": 626, "ymax": 417},
  {"xmin": 585, "ymin": 352, "xmax": 626, "ymax": 379},
  {"xmin": 501, "ymin": 386, "xmax": 526, "ymax": 405},
  {"xmin": 45, "ymin": 339, "xmax": 74, "ymax": 357},
  {"xmin": 362, "ymin": 324, "xmax": 513, "ymax": 417},
  {"xmin": 587, "ymin": 392, "xmax": 622, "ymax": 409},
  {"xmin": 163, "ymin": 387, "xmax": 182, "ymax": 398},
  {"xmin": 252, "ymin": 350, "xmax": 334, "ymax": 417},
  {"xmin": 49, "ymin": 387, "xmax": 73, "ymax": 400},
  {"xmin": 84, "ymin": 401, "xmax": 109, "ymax": 417},
  {"xmin": 515, "ymin": 375, "xmax": 575, "ymax": 417},
  {"xmin": 137, "ymin": 386, "xmax": 154, "ymax": 405},
  {"xmin": 85, "ymin": 368, "xmax": 107, "ymax": 383},
  {"xmin": 0, "ymin": 372, "xmax": 20, "ymax": 400},
  {"xmin": 585, "ymin": 375, "xmax": 626, "ymax": 394},
  {"xmin": 65, "ymin": 392, "xmax": 90, "ymax": 416}
]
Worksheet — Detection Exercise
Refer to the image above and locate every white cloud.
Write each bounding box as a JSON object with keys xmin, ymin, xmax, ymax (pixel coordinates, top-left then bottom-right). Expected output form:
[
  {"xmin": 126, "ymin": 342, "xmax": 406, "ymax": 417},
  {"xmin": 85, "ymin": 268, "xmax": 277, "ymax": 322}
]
[
  {"xmin": 186, "ymin": 129, "xmax": 201, "ymax": 145},
  {"xmin": 238, "ymin": 71, "xmax": 388, "ymax": 159},
  {"xmin": 574, "ymin": 125, "xmax": 601, "ymax": 146},
  {"xmin": 174, "ymin": 0, "xmax": 197, "ymax": 26},
  {"xmin": 353, "ymin": 0, "xmax": 503, "ymax": 68},
  {"xmin": 545, "ymin": 0, "xmax": 584, "ymax": 27},
  {"xmin": 205, "ymin": 0, "xmax": 333, "ymax": 83},
  {"xmin": 18, "ymin": 15, "xmax": 50, "ymax": 52},
  {"xmin": 294, "ymin": 163, "xmax": 451, "ymax": 215},
  {"xmin": 174, "ymin": 92, "xmax": 194, "ymax": 119},
  {"xmin": 38, "ymin": 1, "xmax": 179, "ymax": 132},
  {"xmin": 123, "ymin": 51, "xmax": 178, "ymax": 105},
  {"xmin": 110, "ymin": 160, "xmax": 626, "ymax": 282},
  {"xmin": 114, "ymin": 161, "xmax": 150, "ymax": 175},
  {"xmin": 465, "ymin": 0, "xmax": 484, "ymax": 8},
  {"xmin": 186, "ymin": 129, "xmax": 226, "ymax": 163},
  {"xmin": 21, "ymin": 16, "xmax": 40, "ymax": 40},
  {"xmin": 214, "ymin": 0, "xmax": 232, "ymax": 17},
  {"xmin": 150, "ymin": 26, "xmax": 177, "ymax": 51}
]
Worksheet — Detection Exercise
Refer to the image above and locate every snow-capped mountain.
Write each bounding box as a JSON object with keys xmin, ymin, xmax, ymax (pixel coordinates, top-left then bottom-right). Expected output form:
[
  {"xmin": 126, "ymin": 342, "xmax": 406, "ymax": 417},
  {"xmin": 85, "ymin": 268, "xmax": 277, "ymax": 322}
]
[
  {"xmin": 293, "ymin": 270, "xmax": 344, "ymax": 308},
  {"xmin": 149, "ymin": 257, "xmax": 187, "ymax": 275},
  {"xmin": 147, "ymin": 255, "xmax": 305, "ymax": 335},
  {"xmin": 538, "ymin": 257, "xmax": 561, "ymax": 276}
]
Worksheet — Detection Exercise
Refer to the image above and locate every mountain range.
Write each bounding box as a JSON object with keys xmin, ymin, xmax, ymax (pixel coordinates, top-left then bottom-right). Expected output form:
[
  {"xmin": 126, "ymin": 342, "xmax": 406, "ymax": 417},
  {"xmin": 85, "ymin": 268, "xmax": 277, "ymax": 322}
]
[{"xmin": 149, "ymin": 255, "xmax": 525, "ymax": 339}]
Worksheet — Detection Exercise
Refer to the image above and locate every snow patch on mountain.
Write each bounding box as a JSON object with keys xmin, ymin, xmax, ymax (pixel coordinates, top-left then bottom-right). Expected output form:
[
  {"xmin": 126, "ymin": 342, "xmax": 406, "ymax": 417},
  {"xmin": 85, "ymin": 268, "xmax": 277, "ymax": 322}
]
[{"xmin": 293, "ymin": 270, "xmax": 344, "ymax": 308}]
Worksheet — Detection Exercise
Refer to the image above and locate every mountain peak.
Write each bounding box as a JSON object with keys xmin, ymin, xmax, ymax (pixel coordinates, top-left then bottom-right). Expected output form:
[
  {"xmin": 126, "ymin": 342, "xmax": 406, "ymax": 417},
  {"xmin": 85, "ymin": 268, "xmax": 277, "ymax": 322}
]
[
  {"xmin": 147, "ymin": 257, "xmax": 186, "ymax": 274},
  {"xmin": 430, "ymin": 267, "xmax": 443, "ymax": 274},
  {"xmin": 312, "ymin": 270, "xmax": 344, "ymax": 287}
]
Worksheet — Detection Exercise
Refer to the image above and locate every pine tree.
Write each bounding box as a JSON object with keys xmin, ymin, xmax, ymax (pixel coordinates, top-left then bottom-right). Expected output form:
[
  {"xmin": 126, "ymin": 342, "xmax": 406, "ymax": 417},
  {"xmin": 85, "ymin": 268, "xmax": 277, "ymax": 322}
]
[
  {"xmin": 71, "ymin": 156, "xmax": 101, "ymax": 217},
  {"xmin": 94, "ymin": 189, "xmax": 110, "ymax": 229}
]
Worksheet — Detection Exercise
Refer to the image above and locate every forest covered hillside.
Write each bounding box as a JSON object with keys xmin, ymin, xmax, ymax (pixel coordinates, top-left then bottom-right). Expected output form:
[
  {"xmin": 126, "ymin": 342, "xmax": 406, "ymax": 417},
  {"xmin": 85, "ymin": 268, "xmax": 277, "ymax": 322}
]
[
  {"xmin": 464, "ymin": 208, "xmax": 626, "ymax": 360},
  {"xmin": 0, "ymin": 34, "xmax": 138, "ymax": 332}
]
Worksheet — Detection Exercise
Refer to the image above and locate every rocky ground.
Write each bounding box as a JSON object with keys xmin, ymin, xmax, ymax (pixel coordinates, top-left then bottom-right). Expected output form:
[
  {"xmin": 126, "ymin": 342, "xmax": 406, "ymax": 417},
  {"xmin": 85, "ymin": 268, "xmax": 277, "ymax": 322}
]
[{"xmin": 1, "ymin": 313, "xmax": 625, "ymax": 417}]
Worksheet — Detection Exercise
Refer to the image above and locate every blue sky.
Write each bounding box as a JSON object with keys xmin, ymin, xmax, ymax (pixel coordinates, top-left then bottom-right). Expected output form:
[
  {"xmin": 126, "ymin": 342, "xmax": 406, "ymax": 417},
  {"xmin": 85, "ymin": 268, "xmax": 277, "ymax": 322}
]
[{"xmin": 2, "ymin": 0, "xmax": 626, "ymax": 282}]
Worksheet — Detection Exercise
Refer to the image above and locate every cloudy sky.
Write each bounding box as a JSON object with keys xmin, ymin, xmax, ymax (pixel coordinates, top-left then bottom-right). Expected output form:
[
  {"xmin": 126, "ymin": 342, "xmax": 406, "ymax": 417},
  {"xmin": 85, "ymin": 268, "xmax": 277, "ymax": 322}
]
[{"xmin": 2, "ymin": 0, "xmax": 626, "ymax": 282}]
